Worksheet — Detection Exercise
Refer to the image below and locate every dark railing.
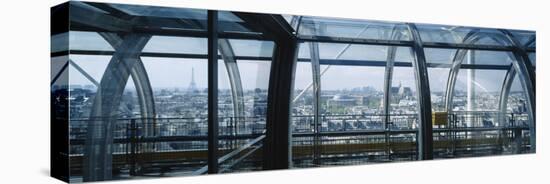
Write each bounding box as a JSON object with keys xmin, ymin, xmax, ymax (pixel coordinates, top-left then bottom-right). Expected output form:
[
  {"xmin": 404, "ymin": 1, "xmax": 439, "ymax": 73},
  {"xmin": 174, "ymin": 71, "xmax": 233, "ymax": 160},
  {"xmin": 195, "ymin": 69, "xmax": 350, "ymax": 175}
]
[{"xmin": 67, "ymin": 112, "xmax": 530, "ymax": 178}]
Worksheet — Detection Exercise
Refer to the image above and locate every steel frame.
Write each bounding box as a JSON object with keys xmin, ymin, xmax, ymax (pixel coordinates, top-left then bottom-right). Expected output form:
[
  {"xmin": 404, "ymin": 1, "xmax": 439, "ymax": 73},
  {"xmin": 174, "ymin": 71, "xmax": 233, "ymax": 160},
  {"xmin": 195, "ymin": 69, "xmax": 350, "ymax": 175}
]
[
  {"xmin": 501, "ymin": 30, "xmax": 536, "ymax": 152},
  {"xmin": 407, "ymin": 23, "xmax": 434, "ymax": 160},
  {"xmin": 83, "ymin": 34, "xmax": 151, "ymax": 181},
  {"xmin": 55, "ymin": 1, "xmax": 537, "ymax": 179},
  {"xmin": 207, "ymin": 10, "xmax": 219, "ymax": 174}
]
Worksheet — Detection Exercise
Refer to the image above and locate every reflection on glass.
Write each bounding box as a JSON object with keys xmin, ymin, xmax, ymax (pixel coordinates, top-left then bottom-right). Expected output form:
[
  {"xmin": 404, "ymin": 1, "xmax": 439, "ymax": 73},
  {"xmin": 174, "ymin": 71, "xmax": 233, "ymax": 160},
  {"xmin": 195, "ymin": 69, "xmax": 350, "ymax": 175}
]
[
  {"xmin": 298, "ymin": 16, "xmax": 411, "ymax": 41},
  {"xmin": 416, "ymin": 24, "xmax": 511, "ymax": 46}
]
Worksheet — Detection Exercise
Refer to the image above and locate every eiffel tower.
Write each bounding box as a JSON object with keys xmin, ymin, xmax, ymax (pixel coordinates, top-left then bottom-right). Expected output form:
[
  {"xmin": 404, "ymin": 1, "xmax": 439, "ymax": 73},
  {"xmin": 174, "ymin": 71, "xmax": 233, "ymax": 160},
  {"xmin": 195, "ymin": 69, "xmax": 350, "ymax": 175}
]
[{"xmin": 187, "ymin": 67, "xmax": 198, "ymax": 93}]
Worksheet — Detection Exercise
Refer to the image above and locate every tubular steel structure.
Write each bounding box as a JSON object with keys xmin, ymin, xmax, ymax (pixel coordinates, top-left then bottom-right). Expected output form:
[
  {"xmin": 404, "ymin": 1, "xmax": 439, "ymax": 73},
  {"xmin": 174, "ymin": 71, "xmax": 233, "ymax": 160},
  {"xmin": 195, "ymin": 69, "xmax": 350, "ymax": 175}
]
[{"xmin": 51, "ymin": 1, "xmax": 536, "ymax": 182}]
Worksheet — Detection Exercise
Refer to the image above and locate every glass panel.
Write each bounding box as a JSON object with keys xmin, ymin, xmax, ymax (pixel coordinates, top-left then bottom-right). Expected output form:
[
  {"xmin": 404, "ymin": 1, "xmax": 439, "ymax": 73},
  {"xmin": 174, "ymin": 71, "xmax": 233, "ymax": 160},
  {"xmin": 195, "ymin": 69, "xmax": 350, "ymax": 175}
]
[
  {"xmin": 390, "ymin": 67, "xmax": 418, "ymax": 115},
  {"xmin": 298, "ymin": 16, "xmax": 411, "ymax": 41},
  {"xmin": 508, "ymin": 77, "xmax": 528, "ymax": 114},
  {"xmin": 229, "ymin": 39, "xmax": 274, "ymax": 57},
  {"xmin": 428, "ymin": 67, "xmax": 450, "ymax": 112},
  {"xmin": 143, "ymin": 36, "xmax": 206, "ymax": 54},
  {"xmin": 94, "ymin": 2, "xmax": 208, "ymax": 31},
  {"xmin": 321, "ymin": 43, "xmax": 387, "ymax": 61},
  {"xmin": 425, "ymin": 48, "xmax": 514, "ymax": 66},
  {"xmin": 67, "ymin": 55, "xmax": 111, "ymax": 119},
  {"xmin": 110, "ymin": 3, "xmax": 207, "ymax": 20},
  {"xmin": 425, "ymin": 48, "xmax": 456, "ymax": 65},
  {"xmin": 218, "ymin": 11, "xmax": 260, "ymax": 34},
  {"xmin": 416, "ymin": 24, "xmax": 511, "ymax": 46},
  {"xmin": 321, "ymin": 65, "xmax": 385, "ymax": 116},
  {"xmin": 472, "ymin": 50, "xmax": 514, "ymax": 66},
  {"xmin": 452, "ymin": 69, "xmax": 505, "ymax": 111},
  {"xmin": 307, "ymin": 43, "xmax": 414, "ymax": 63},
  {"xmin": 138, "ymin": 57, "xmax": 209, "ymax": 174},
  {"xmin": 436, "ymin": 69, "xmax": 507, "ymax": 158},
  {"xmin": 510, "ymin": 30, "xmax": 536, "ymax": 47},
  {"xmin": 292, "ymin": 41, "xmax": 419, "ymax": 168},
  {"xmin": 217, "ymin": 39, "xmax": 273, "ymax": 172},
  {"xmin": 69, "ymin": 31, "xmax": 114, "ymax": 51}
]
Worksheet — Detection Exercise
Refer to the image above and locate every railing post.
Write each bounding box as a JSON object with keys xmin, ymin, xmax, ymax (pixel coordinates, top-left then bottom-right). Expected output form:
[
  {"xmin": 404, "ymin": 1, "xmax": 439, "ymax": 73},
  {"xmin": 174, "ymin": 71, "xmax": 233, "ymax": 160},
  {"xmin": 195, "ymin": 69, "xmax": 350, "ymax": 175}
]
[{"xmin": 129, "ymin": 119, "xmax": 137, "ymax": 176}]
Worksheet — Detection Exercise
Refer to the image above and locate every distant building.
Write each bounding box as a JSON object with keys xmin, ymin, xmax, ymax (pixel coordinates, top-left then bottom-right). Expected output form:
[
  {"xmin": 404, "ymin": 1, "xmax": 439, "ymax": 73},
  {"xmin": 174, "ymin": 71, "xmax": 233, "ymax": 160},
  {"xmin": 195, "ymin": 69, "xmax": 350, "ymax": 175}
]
[
  {"xmin": 391, "ymin": 81, "xmax": 413, "ymax": 102},
  {"xmin": 187, "ymin": 67, "xmax": 198, "ymax": 93},
  {"xmin": 327, "ymin": 94, "xmax": 357, "ymax": 107}
]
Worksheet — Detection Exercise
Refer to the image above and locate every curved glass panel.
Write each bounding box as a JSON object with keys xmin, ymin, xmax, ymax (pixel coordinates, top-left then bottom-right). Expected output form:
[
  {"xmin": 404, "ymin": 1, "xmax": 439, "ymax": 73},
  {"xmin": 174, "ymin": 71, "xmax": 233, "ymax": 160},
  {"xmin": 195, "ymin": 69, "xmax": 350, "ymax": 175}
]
[
  {"xmin": 425, "ymin": 48, "xmax": 456, "ymax": 65},
  {"xmin": 452, "ymin": 69, "xmax": 506, "ymax": 111},
  {"xmin": 510, "ymin": 30, "xmax": 535, "ymax": 47},
  {"xmin": 472, "ymin": 50, "xmax": 514, "ymax": 66},
  {"xmin": 217, "ymin": 39, "xmax": 274, "ymax": 172},
  {"xmin": 298, "ymin": 16, "xmax": 411, "ymax": 41},
  {"xmin": 291, "ymin": 41, "xmax": 418, "ymax": 167},
  {"xmin": 390, "ymin": 67, "xmax": 418, "ymax": 115},
  {"xmin": 110, "ymin": 4, "xmax": 207, "ymax": 20},
  {"xmin": 416, "ymin": 24, "xmax": 512, "ymax": 46}
]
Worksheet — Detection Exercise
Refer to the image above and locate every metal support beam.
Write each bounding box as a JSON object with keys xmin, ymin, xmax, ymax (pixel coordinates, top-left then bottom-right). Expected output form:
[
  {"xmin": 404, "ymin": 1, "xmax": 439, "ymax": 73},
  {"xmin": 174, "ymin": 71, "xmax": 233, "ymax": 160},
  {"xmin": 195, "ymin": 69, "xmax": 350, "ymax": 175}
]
[
  {"xmin": 70, "ymin": 1, "xmax": 132, "ymax": 32},
  {"xmin": 308, "ymin": 42, "xmax": 321, "ymax": 165},
  {"xmin": 382, "ymin": 27, "xmax": 404, "ymax": 160},
  {"xmin": 264, "ymin": 37, "xmax": 298, "ymax": 169},
  {"xmin": 298, "ymin": 35, "xmax": 413, "ymax": 47},
  {"xmin": 68, "ymin": 59, "xmax": 100, "ymax": 87},
  {"xmin": 100, "ymin": 33, "xmax": 157, "ymax": 147},
  {"xmin": 501, "ymin": 30, "xmax": 536, "ymax": 152},
  {"xmin": 207, "ymin": 10, "xmax": 219, "ymax": 174},
  {"xmin": 498, "ymin": 65, "xmax": 516, "ymax": 126},
  {"xmin": 84, "ymin": 34, "xmax": 151, "ymax": 181},
  {"xmin": 230, "ymin": 12, "xmax": 298, "ymax": 170},
  {"xmin": 51, "ymin": 60, "xmax": 69, "ymax": 86},
  {"xmin": 218, "ymin": 39, "xmax": 246, "ymax": 135},
  {"xmin": 407, "ymin": 23, "xmax": 433, "ymax": 160},
  {"xmin": 259, "ymin": 14, "xmax": 298, "ymax": 168}
]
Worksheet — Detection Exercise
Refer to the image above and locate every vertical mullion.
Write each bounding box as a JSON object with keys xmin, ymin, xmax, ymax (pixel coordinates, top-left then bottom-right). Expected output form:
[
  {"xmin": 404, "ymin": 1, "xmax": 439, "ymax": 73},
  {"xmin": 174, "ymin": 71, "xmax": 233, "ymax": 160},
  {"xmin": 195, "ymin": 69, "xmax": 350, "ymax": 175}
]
[{"xmin": 207, "ymin": 10, "xmax": 219, "ymax": 174}]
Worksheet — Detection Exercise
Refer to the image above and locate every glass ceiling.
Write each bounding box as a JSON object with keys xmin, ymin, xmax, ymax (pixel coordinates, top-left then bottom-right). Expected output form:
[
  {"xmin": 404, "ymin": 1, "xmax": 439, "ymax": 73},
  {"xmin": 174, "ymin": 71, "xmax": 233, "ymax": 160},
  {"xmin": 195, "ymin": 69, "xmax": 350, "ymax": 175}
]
[
  {"xmin": 296, "ymin": 16, "xmax": 412, "ymax": 41},
  {"xmin": 71, "ymin": 1, "xmax": 259, "ymax": 35},
  {"xmin": 285, "ymin": 15, "xmax": 535, "ymax": 50}
]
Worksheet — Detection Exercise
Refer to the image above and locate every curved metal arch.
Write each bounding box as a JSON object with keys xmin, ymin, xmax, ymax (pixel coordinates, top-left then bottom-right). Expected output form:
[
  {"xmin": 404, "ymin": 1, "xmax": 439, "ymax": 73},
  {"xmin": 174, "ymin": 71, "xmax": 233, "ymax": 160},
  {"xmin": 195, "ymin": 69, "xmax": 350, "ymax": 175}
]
[
  {"xmin": 218, "ymin": 39, "xmax": 246, "ymax": 134},
  {"xmin": 83, "ymin": 34, "xmax": 151, "ymax": 181},
  {"xmin": 443, "ymin": 31, "xmax": 513, "ymax": 112},
  {"xmin": 307, "ymin": 22, "xmax": 324, "ymax": 165},
  {"xmin": 382, "ymin": 26, "xmax": 408, "ymax": 159},
  {"xmin": 99, "ymin": 33, "xmax": 157, "ymax": 135},
  {"xmin": 406, "ymin": 23, "xmax": 433, "ymax": 160},
  {"xmin": 498, "ymin": 65, "xmax": 516, "ymax": 125},
  {"xmin": 383, "ymin": 25, "xmax": 408, "ymax": 124},
  {"xmin": 500, "ymin": 30, "xmax": 536, "ymax": 152}
]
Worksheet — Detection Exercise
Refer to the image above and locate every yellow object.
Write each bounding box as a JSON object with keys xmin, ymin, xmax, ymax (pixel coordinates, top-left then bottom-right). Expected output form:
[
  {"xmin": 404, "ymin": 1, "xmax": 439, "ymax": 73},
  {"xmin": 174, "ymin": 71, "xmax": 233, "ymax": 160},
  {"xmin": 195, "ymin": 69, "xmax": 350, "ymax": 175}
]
[{"xmin": 432, "ymin": 111, "xmax": 448, "ymax": 126}]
